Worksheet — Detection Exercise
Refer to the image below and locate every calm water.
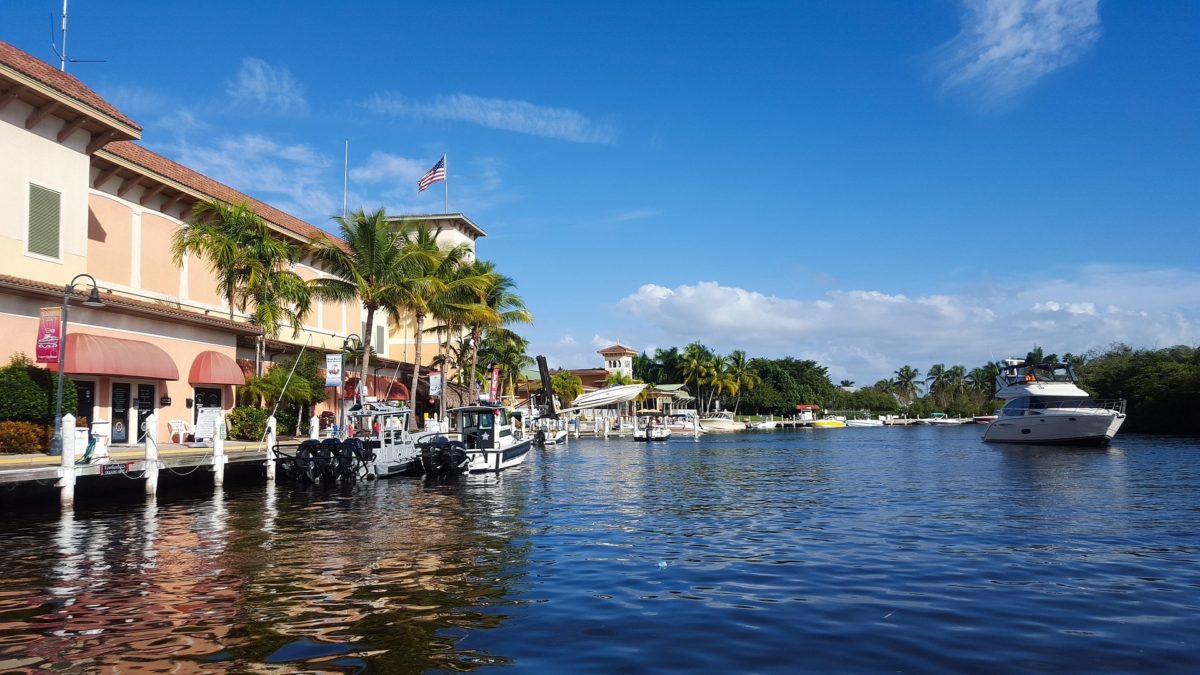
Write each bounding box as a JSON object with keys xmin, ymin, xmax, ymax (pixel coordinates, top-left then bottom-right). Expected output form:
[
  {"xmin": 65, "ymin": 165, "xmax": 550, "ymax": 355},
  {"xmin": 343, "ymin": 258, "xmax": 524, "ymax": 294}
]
[{"xmin": 2, "ymin": 426, "xmax": 1199, "ymax": 673}]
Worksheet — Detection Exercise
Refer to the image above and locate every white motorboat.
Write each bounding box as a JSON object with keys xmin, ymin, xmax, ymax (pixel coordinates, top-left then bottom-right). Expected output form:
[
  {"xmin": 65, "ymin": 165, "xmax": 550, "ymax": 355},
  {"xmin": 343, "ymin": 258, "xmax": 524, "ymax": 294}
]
[
  {"xmin": 845, "ymin": 418, "xmax": 883, "ymax": 427},
  {"xmin": 699, "ymin": 410, "xmax": 743, "ymax": 432},
  {"xmin": 633, "ymin": 411, "xmax": 673, "ymax": 441},
  {"xmin": 565, "ymin": 383, "xmax": 648, "ymax": 411},
  {"xmin": 982, "ymin": 359, "xmax": 1126, "ymax": 446},
  {"xmin": 442, "ymin": 405, "xmax": 533, "ymax": 472},
  {"xmin": 278, "ymin": 401, "xmax": 426, "ymax": 482},
  {"xmin": 751, "ymin": 420, "xmax": 779, "ymax": 429}
]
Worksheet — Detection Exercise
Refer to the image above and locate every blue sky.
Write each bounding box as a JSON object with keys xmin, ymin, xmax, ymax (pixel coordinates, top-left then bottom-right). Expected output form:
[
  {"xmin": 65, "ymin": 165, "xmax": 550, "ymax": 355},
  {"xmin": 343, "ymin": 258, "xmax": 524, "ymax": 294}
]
[{"xmin": 4, "ymin": 1, "xmax": 1197, "ymax": 383}]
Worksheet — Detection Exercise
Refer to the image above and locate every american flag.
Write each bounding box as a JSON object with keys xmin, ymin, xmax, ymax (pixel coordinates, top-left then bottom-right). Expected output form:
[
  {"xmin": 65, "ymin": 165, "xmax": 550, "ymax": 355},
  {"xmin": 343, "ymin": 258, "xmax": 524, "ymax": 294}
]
[{"xmin": 418, "ymin": 156, "xmax": 446, "ymax": 192}]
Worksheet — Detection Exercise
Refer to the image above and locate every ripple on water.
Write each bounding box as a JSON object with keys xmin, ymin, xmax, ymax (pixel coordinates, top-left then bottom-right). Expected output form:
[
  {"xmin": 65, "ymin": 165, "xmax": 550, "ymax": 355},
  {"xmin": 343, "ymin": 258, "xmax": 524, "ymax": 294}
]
[{"xmin": 0, "ymin": 429, "xmax": 1197, "ymax": 672}]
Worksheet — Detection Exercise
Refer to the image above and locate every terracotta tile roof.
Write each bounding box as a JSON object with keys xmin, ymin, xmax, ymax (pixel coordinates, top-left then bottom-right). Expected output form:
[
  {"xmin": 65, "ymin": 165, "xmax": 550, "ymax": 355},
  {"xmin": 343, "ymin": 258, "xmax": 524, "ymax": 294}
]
[
  {"xmin": 0, "ymin": 41, "xmax": 140, "ymax": 131},
  {"xmin": 597, "ymin": 343, "xmax": 638, "ymax": 355},
  {"xmin": 0, "ymin": 273, "xmax": 262, "ymax": 336},
  {"xmin": 102, "ymin": 141, "xmax": 333, "ymax": 244}
]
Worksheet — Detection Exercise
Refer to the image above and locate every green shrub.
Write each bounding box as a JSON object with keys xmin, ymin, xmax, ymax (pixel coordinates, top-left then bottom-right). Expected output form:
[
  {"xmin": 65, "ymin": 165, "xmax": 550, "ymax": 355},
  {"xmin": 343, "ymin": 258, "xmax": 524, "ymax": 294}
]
[
  {"xmin": 227, "ymin": 406, "xmax": 269, "ymax": 441},
  {"xmin": 0, "ymin": 421, "xmax": 47, "ymax": 454},
  {"xmin": 0, "ymin": 353, "xmax": 77, "ymax": 423},
  {"xmin": 273, "ymin": 408, "xmax": 311, "ymax": 437}
]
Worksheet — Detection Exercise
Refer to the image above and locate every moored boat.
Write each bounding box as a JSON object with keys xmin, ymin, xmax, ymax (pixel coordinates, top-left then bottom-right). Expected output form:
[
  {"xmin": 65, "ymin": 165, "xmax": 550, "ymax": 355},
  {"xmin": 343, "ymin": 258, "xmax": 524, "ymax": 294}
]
[
  {"xmin": 633, "ymin": 411, "xmax": 672, "ymax": 441},
  {"xmin": 699, "ymin": 411, "xmax": 743, "ymax": 432},
  {"xmin": 441, "ymin": 405, "xmax": 533, "ymax": 472},
  {"xmin": 982, "ymin": 359, "xmax": 1126, "ymax": 446}
]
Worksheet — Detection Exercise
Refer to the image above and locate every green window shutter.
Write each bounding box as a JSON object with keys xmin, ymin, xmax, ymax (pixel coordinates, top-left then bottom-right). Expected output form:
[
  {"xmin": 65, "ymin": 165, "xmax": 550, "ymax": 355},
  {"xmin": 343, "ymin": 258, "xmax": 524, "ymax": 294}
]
[
  {"xmin": 28, "ymin": 184, "xmax": 61, "ymax": 258},
  {"xmin": 376, "ymin": 324, "xmax": 386, "ymax": 352}
]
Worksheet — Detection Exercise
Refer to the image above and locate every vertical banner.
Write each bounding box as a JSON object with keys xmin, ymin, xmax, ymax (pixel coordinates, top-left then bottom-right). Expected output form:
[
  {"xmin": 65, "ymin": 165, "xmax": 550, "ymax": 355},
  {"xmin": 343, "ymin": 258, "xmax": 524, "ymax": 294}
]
[
  {"xmin": 429, "ymin": 373, "xmax": 443, "ymax": 397},
  {"xmin": 36, "ymin": 307, "xmax": 62, "ymax": 364},
  {"xmin": 325, "ymin": 353, "xmax": 343, "ymax": 387},
  {"xmin": 489, "ymin": 367, "xmax": 500, "ymax": 403}
]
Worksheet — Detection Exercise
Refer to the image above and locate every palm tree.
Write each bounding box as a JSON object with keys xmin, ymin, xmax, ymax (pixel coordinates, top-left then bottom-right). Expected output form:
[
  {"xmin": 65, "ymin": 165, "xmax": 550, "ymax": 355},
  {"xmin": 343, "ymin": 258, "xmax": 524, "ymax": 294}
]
[
  {"xmin": 703, "ymin": 356, "xmax": 731, "ymax": 412},
  {"xmin": 478, "ymin": 327, "xmax": 533, "ymax": 402},
  {"xmin": 427, "ymin": 260, "xmax": 499, "ymax": 415},
  {"xmin": 944, "ymin": 365, "xmax": 968, "ymax": 409},
  {"xmin": 680, "ymin": 342, "xmax": 715, "ymax": 412},
  {"xmin": 389, "ymin": 224, "xmax": 477, "ymax": 426},
  {"xmin": 462, "ymin": 260, "xmax": 533, "ymax": 400},
  {"xmin": 551, "ymin": 371, "xmax": 583, "ymax": 408},
  {"xmin": 893, "ymin": 365, "xmax": 921, "ymax": 406},
  {"xmin": 925, "ymin": 364, "xmax": 948, "ymax": 408},
  {"xmin": 839, "ymin": 379, "xmax": 855, "ymax": 388},
  {"xmin": 172, "ymin": 199, "xmax": 311, "ymax": 375},
  {"xmin": 309, "ymin": 208, "xmax": 442, "ymax": 398},
  {"xmin": 727, "ymin": 350, "xmax": 761, "ymax": 414}
]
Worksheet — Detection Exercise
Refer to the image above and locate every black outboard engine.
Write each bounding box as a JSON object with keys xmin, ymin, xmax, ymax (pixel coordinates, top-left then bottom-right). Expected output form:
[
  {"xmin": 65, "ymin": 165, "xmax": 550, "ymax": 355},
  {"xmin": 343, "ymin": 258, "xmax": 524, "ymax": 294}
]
[
  {"xmin": 316, "ymin": 438, "xmax": 341, "ymax": 482},
  {"xmin": 417, "ymin": 436, "xmax": 470, "ymax": 479},
  {"xmin": 534, "ymin": 430, "xmax": 547, "ymax": 448}
]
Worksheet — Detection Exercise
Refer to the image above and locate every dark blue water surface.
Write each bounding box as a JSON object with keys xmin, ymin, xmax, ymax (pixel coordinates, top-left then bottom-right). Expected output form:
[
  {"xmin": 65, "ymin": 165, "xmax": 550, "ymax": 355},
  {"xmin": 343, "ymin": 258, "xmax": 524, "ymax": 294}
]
[{"xmin": 2, "ymin": 426, "xmax": 1199, "ymax": 673}]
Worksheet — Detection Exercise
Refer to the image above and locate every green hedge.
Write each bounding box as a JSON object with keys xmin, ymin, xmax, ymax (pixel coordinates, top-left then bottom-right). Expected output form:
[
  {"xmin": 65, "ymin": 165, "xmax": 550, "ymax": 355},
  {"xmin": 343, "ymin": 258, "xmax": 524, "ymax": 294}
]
[
  {"xmin": 227, "ymin": 406, "xmax": 269, "ymax": 441},
  {"xmin": 0, "ymin": 353, "xmax": 77, "ymax": 424}
]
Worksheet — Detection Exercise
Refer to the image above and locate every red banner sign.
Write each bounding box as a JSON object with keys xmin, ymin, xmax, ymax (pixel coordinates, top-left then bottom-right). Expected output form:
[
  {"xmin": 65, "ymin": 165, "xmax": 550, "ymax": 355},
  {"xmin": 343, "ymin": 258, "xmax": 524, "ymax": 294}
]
[
  {"xmin": 489, "ymin": 367, "xmax": 500, "ymax": 402},
  {"xmin": 36, "ymin": 307, "xmax": 62, "ymax": 363}
]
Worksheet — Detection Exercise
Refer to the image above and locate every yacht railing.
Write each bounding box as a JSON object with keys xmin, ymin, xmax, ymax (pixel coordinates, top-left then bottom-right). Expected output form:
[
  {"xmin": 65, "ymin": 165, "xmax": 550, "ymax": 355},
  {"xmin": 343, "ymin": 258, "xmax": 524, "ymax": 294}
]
[{"xmin": 1006, "ymin": 399, "xmax": 1126, "ymax": 416}]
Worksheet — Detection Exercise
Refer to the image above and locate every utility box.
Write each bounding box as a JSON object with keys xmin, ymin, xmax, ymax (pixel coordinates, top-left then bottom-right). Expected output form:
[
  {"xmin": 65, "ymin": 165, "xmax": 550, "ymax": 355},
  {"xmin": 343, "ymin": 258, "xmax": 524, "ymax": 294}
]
[{"xmin": 90, "ymin": 419, "xmax": 111, "ymax": 460}]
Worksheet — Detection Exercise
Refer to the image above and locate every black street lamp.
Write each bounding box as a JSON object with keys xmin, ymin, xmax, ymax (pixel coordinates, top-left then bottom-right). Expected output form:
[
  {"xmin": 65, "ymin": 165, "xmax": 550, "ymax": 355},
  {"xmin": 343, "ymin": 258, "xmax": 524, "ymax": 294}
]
[{"xmin": 51, "ymin": 273, "xmax": 104, "ymax": 456}]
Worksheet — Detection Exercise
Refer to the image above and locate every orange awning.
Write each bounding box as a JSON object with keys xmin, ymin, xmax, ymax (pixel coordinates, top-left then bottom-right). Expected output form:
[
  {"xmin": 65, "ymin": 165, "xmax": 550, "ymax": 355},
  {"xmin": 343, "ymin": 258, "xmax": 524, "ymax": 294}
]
[
  {"xmin": 189, "ymin": 350, "xmax": 245, "ymax": 386},
  {"xmin": 64, "ymin": 333, "xmax": 179, "ymax": 380}
]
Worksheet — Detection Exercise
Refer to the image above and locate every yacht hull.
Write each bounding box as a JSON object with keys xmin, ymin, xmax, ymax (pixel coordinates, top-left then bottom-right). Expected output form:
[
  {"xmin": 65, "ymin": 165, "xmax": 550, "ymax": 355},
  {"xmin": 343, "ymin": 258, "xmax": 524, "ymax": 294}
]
[
  {"xmin": 467, "ymin": 438, "xmax": 533, "ymax": 473},
  {"xmin": 983, "ymin": 411, "xmax": 1125, "ymax": 446}
]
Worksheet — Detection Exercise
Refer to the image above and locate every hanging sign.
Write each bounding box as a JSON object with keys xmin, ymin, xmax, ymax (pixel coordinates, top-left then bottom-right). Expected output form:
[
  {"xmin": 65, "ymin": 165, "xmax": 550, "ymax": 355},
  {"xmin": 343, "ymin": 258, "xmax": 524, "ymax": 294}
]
[
  {"xmin": 325, "ymin": 353, "xmax": 343, "ymax": 387},
  {"xmin": 489, "ymin": 367, "xmax": 500, "ymax": 402},
  {"xmin": 429, "ymin": 373, "xmax": 443, "ymax": 397},
  {"xmin": 36, "ymin": 307, "xmax": 62, "ymax": 363}
]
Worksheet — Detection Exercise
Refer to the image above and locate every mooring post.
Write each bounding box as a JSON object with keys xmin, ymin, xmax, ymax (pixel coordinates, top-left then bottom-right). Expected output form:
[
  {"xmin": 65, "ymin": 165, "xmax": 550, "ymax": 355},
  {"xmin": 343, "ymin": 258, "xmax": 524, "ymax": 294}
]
[
  {"xmin": 144, "ymin": 412, "xmax": 159, "ymax": 495},
  {"xmin": 265, "ymin": 415, "xmax": 277, "ymax": 482},
  {"xmin": 309, "ymin": 415, "xmax": 319, "ymax": 440},
  {"xmin": 212, "ymin": 414, "xmax": 226, "ymax": 487},
  {"xmin": 603, "ymin": 415, "xmax": 609, "ymax": 439},
  {"xmin": 58, "ymin": 413, "xmax": 77, "ymax": 506}
]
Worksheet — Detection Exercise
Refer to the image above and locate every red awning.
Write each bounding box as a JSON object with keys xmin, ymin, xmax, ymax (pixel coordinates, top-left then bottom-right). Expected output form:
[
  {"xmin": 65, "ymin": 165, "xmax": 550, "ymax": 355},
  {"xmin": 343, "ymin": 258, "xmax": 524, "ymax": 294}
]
[
  {"xmin": 795, "ymin": 404, "xmax": 821, "ymax": 411},
  {"xmin": 189, "ymin": 350, "xmax": 245, "ymax": 386},
  {"xmin": 64, "ymin": 333, "xmax": 179, "ymax": 380},
  {"xmin": 382, "ymin": 381, "xmax": 409, "ymax": 401}
]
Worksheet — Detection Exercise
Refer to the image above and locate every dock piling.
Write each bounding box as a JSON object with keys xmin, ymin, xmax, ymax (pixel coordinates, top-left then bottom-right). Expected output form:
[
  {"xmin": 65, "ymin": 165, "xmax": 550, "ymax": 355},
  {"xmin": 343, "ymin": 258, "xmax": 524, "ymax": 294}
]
[
  {"xmin": 144, "ymin": 413, "xmax": 159, "ymax": 495},
  {"xmin": 213, "ymin": 415, "xmax": 226, "ymax": 487},
  {"xmin": 58, "ymin": 414, "xmax": 76, "ymax": 506},
  {"xmin": 265, "ymin": 415, "xmax": 277, "ymax": 482},
  {"xmin": 309, "ymin": 415, "xmax": 319, "ymax": 440}
]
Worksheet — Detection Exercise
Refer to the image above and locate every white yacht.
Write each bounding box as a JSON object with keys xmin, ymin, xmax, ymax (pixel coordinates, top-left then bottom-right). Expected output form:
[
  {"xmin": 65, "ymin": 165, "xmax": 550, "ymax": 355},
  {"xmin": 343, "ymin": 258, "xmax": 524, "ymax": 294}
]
[
  {"xmin": 699, "ymin": 411, "xmax": 743, "ymax": 433},
  {"xmin": 633, "ymin": 412, "xmax": 673, "ymax": 441},
  {"xmin": 982, "ymin": 359, "xmax": 1126, "ymax": 446}
]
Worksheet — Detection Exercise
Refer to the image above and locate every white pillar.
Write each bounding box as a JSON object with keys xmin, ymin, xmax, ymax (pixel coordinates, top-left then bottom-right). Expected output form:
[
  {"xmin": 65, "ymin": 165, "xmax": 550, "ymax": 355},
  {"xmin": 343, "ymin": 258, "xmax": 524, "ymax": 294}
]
[
  {"xmin": 309, "ymin": 415, "xmax": 319, "ymax": 440},
  {"xmin": 144, "ymin": 412, "xmax": 159, "ymax": 496},
  {"xmin": 265, "ymin": 415, "xmax": 277, "ymax": 482},
  {"xmin": 59, "ymin": 413, "xmax": 77, "ymax": 506},
  {"xmin": 212, "ymin": 414, "xmax": 226, "ymax": 487}
]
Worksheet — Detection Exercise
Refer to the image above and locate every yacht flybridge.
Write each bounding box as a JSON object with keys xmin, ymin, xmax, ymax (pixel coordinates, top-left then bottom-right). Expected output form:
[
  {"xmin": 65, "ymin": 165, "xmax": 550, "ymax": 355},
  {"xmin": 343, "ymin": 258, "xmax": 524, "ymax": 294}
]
[{"xmin": 982, "ymin": 359, "xmax": 1126, "ymax": 446}]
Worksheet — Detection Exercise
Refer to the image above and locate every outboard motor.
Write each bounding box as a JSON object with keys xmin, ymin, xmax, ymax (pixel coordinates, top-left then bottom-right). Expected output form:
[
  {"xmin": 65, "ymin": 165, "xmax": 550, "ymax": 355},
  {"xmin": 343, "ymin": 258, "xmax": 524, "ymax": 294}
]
[
  {"xmin": 316, "ymin": 438, "xmax": 341, "ymax": 482},
  {"xmin": 418, "ymin": 436, "xmax": 449, "ymax": 477},
  {"xmin": 534, "ymin": 430, "xmax": 547, "ymax": 448},
  {"xmin": 439, "ymin": 441, "xmax": 470, "ymax": 476}
]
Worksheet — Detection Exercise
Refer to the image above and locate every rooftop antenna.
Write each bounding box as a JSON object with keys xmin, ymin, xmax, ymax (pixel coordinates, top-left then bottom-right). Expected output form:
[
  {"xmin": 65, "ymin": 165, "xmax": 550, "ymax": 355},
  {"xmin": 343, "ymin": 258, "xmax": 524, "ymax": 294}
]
[{"xmin": 50, "ymin": 0, "xmax": 104, "ymax": 72}]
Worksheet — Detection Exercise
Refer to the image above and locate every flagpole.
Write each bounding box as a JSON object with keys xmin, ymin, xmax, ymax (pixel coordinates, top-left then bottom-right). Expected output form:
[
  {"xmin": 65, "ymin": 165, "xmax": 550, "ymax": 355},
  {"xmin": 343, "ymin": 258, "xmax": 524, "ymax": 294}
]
[
  {"xmin": 342, "ymin": 141, "xmax": 349, "ymax": 219},
  {"xmin": 443, "ymin": 153, "xmax": 449, "ymax": 214}
]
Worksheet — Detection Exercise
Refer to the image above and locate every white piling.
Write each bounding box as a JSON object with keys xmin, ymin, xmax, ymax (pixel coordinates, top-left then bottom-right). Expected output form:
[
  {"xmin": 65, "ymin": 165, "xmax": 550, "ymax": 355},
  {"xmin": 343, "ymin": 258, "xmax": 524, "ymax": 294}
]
[
  {"xmin": 144, "ymin": 412, "xmax": 159, "ymax": 496},
  {"xmin": 58, "ymin": 413, "xmax": 77, "ymax": 506},
  {"xmin": 213, "ymin": 414, "xmax": 226, "ymax": 487},
  {"xmin": 309, "ymin": 415, "xmax": 319, "ymax": 440},
  {"xmin": 265, "ymin": 415, "xmax": 277, "ymax": 482}
]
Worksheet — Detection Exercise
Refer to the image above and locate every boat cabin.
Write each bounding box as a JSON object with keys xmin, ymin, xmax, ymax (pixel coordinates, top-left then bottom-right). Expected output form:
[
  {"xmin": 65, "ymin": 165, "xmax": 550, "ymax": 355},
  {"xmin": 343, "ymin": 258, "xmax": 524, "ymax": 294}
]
[
  {"xmin": 449, "ymin": 405, "xmax": 518, "ymax": 449},
  {"xmin": 997, "ymin": 361, "xmax": 1079, "ymax": 389}
]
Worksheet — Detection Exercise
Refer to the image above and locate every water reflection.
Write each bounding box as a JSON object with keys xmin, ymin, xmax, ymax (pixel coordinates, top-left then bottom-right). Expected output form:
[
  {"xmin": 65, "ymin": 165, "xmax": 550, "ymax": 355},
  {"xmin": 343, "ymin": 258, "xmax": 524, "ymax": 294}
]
[{"xmin": 0, "ymin": 477, "xmax": 528, "ymax": 672}]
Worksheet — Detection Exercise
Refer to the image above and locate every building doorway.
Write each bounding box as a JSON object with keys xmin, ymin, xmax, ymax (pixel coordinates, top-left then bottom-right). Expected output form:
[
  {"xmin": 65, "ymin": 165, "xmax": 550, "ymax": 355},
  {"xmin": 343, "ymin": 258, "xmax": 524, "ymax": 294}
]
[
  {"xmin": 74, "ymin": 382, "xmax": 94, "ymax": 432},
  {"xmin": 193, "ymin": 387, "xmax": 222, "ymax": 422},
  {"xmin": 111, "ymin": 382, "xmax": 130, "ymax": 443},
  {"xmin": 136, "ymin": 384, "xmax": 156, "ymax": 439}
]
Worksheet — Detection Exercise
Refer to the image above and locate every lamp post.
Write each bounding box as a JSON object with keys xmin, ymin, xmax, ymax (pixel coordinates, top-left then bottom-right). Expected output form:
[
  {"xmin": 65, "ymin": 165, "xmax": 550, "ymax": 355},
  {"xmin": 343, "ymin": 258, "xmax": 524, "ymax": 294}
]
[
  {"xmin": 51, "ymin": 273, "xmax": 104, "ymax": 456},
  {"xmin": 339, "ymin": 334, "xmax": 362, "ymax": 432}
]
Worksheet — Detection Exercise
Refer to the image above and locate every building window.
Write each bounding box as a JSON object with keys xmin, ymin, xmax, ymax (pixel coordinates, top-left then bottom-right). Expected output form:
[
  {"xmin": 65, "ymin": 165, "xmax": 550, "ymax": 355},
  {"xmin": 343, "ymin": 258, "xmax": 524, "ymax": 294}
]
[
  {"xmin": 28, "ymin": 183, "xmax": 61, "ymax": 259},
  {"xmin": 361, "ymin": 321, "xmax": 386, "ymax": 353}
]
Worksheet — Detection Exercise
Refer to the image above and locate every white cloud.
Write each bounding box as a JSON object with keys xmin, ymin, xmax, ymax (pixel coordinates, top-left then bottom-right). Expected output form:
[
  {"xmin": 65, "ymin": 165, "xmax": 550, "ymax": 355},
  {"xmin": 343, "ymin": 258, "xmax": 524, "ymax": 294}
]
[
  {"xmin": 606, "ymin": 209, "xmax": 662, "ymax": 223},
  {"xmin": 165, "ymin": 134, "xmax": 335, "ymax": 223},
  {"xmin": 615, "ymin": 266, "xmax": 1200, "ymax": 383},
  {"xmin": 364, "ymin": 92, "xmax": 617, "ymax": 144},
  {"xmin": 226, "ymin": 58, "xmax": 307, "ymax": 114},
  {"xmin": 935, "ymin": 0, "xmax": 1101, "ymax": 106},
  {"xmin": 98, "ymin": 83, "xmax": 168, "ymax": 116},
  {"xmin": 349, "ymin": 152, "xmax": 429, "ymax": 184}
]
